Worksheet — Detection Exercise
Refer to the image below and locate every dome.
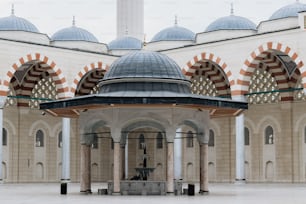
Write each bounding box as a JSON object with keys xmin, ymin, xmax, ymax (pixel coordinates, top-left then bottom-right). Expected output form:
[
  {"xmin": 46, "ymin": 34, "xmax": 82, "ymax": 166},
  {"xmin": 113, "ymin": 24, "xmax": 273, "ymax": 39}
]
[
  {"xmin": 151, "ymin": 25, "xmax": 195, "ymax": 42},
  {"xmin": 108, "ymin": 36, "xmax": 142, "ymax": 50},
  {"xmin": 100, "ymin": 50, "xmax": 191, "ymax": 94},
  {"xmin": 0, "ymin": 14, "xmax": 39, "ymax": 33},
  {"xmin": 205, "ymin": 15, "xmax": 257, "ymax": 32},
  {"xmin": 269, "ymin": 2, "xmax": 306, "ymax": 20},
  {"xmin": 51, "ymin": 25, "xmax": 98, "ymax": 43}
]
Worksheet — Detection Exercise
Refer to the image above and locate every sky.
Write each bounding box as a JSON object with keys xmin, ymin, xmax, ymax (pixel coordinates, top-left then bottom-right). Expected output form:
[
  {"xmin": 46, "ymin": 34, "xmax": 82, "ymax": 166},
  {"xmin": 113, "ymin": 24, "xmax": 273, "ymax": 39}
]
[{"xmin": 0, "ymin": 0, "xmax": 302, "ymax": 43}]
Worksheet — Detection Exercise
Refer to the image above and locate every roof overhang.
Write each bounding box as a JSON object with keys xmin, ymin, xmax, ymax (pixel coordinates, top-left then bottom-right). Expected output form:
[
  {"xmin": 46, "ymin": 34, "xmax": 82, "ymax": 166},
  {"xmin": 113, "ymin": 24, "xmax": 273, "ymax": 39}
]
[{"xmin": 40, "ymin": 94, "xmax": 247, "ymax": 118}]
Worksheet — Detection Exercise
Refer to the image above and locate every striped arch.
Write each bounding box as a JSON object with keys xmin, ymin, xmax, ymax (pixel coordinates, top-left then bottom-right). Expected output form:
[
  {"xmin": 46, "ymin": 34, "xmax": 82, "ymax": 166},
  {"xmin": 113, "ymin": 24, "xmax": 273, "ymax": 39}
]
[
  {"xmin": 235, "ymin": 42, "xmax": 305, "ymax": 97},
  {"xmin": 182, "ymin": 52, "xmax": 234, "ymax": 97},
  {"xmin": 0, "ymin": 53, "xmax": 69, "ymax": 99},
  {"xmin": 71, "ymin": 61, "xmax": 109, "ymax": 96}
]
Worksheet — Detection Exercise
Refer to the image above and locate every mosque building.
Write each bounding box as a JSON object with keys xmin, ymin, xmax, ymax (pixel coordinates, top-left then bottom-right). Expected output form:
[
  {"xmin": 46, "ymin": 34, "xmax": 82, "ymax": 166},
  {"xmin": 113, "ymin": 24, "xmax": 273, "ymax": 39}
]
[{"xmin": 1, "ymin": 0, "xmax": 306, "ymax": 195}]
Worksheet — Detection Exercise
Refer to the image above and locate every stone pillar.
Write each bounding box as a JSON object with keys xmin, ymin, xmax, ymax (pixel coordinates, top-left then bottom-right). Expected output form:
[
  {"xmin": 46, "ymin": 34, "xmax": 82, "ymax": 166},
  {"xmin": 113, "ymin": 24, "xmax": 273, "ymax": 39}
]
[
  {"xmin": 199, "ymin": 143, "xmax": 209, "ymax": 194},
  {"xmin": 174, "ymin": 128, "xmax": 182, "ymax": 179},
  {"xmin": 113, "ymin": 142, "xmax": 121, "ymax": 194},
  {"xmin": 235, "ymin": 113, "xmax": 245, "ymax": 182},
  {"xmin": 80, "ymin": 144, "xmax": 91, "ymax": 193},
  {"xmin": 167, "ymin": 142, "xmax": 174, "ymax": 194},
  {"xmin": 125, "ymin": 136, "xmax": 129, "ymax": 180},
  {"xmin": 61, "ymin": 117, "xmax": 70, "ymax": 194},
  {"xmin": 0, "ymin": 96, "xmax": 6, "ymax": 183}
]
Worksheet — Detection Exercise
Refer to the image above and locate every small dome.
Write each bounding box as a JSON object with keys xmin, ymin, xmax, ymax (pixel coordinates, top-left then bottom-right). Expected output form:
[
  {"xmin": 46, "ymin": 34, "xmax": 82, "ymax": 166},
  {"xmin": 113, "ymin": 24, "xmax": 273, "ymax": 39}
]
[
  {"xmin": 0, "ymin": 14, "xmax": 39, "ymax": 33},
  {"xmin": 270, "ymin": 2, "xmax": 306, "ymax": 20},
  {"xmin": 206, "ymin": 15, "xmax": 257, "ymax": 32},
  {"xmin": 151, "ymin": 25, "xmax": 195, "ymax": 42},
  {"xmin": 108, "ymin": 36, "xmax": 142, "ymax": 50},
  {"xmin": 51, "ymin": 25, "xmax": 98, "ymax": 43},
  {"xmin": 100, "ymin": 50, "xmax": 190, "ymax": 94}
]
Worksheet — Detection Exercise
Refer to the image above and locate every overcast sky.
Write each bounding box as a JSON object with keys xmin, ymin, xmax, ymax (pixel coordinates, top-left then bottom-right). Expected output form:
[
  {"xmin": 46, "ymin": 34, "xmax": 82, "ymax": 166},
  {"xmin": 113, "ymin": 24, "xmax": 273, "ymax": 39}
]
[{"xmin": 0, "ymin": 0, "xmax": 301, "ymax": 43}]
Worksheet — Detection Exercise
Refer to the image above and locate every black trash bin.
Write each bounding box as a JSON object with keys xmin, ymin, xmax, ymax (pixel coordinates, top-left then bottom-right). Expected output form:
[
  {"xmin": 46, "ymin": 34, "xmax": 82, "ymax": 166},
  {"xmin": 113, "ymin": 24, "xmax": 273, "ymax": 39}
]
[
  {"xmin": 61, "ymin": 183, "xmax": 67, "ymax": 195},
  {"xmin": 188, "ymin": 184, "xmax": 194, "ymax": 196}
]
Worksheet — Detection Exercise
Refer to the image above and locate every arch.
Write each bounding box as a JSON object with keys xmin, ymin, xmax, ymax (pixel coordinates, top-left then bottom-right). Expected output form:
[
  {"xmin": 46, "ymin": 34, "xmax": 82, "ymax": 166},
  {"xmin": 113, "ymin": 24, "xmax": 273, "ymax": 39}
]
[
  {"xmin": 3, "ymin": 119, "xmax": 16, "ymax": 136},
  {"xmin": 35, "ymin": 129, "xmax": 44, "ymax": 147},
  {"xmin": 183, "ymin": 52, "xmax": 233, "ymax": 97},
  {"xmin": 28, "ymin": 120, "xmax": 51, "ymax": 138},
  {"xmin": 293, "ymin": 113, "xmax": 306, "ymax": 132},
  {"xmin": 71, "ymin": 61, "xmax": 109, "ymax": 96},
  {"xmin": 256, "ymin": 115, "xmax": 281, "ymax": 134},
  {"xmin": 235, "ymin": 42, "xmax": 305, "ymax": 96},
  {"xmin": 1, "ymin": 53, "xmax": 70, "ymax": 99},
  {"xmin": 36, "ymin": 162, "xmax": 44, "ymax": 180},
  {"xmin": 208, "ymin": 129, "xmax": 215, "ymax": 147},
  {"xmin": 186, "ymin": 131, "xmax": 194, "ymax": 148}
]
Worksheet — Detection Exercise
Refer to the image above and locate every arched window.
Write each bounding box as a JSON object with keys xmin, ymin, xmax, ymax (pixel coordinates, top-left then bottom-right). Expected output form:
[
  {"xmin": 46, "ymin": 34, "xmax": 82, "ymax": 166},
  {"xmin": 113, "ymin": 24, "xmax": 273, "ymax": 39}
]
[
  {"xmin": 36, "ymin": 130, "xmax": 44, "ymax": 147},
  {"xmin": 92, "ymin": 133, "xmax": 98, "ymax": 149},
  {"xmin": 58, "ymin": 131, "xmax": 62, "ymax": 148},
  {"xmin": 244, "ymin": 127, "xmax": 250, "ymax": 146},
  {"xmin": 2, "ymin": 128, "xmax": 7, "ymax": 146},
  {"xmin": 208, "ymin": 129, "xmax": 215, "ymax": 147},
  {"xmin": 139, "ymin": 134, "xmax": 145, "ymax": 149},
  {"xmin": 265, "ymin": 126, "xmax": 274, "ymax": 145},
  {"xmin": 187, "ymin": 131, "xmax": 193, "ymax": 148},
  {"xmin": 111, "ymin": 138, "xmax": 114, "ymax": 150},
  {"xmin": 156, "ymin": 132, "xmax": 163, "ymax": 149}
]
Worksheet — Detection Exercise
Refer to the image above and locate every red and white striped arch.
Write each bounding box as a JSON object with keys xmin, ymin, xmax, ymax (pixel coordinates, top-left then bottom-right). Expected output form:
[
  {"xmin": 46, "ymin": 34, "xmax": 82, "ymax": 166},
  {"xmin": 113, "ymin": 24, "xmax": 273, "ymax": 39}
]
[
  {"xmin": 0, "ymin": 53, "xmax": 69, "ymax": 99},
  {"xmin": 182, "ymin": 52, "xmax": 234, "ymax": 93},
  {"xmin": 234, "ymin": 42, "xmax": 305, "ymax": 97},
  {"xmin": 71, "ymin": 61, "xmax": 109, "ymax": 96}
]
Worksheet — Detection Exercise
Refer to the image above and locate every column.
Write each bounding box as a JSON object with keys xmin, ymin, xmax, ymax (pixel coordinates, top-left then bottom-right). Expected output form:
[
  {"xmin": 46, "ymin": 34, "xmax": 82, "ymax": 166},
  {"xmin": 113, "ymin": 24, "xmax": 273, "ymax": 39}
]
[
  {"xmin": 113, "ymin": 142, "xmax": 121, "ymax": 194},
  {"xmin": 61, "ymin": 117, "xmax": 70, "ymax": 194},
  {"xmin": 199, "ymin": 143, "xmax": 209, "ymax": 194},
  {"xmin": 125, "ymin": 136, "xmax": 129, "ymax": 180},
  {"xmin": 0, "ymin": 96, "xmax": 6, "ymax": 183},
  {"xmin": 120, "ymin": 144, "xmax": 125, "ymax": 180},
  {"xmin": 174, "ymin": 128, "xmax": 182, "ymax": 179},
  {"xmin": 235, "ymin": 113, "xmax": 245, "ymax": 182},
  {"xmin": 80, "ymin": 144, "xmax": 91, "ymax": 193},
  {"xmin": 167, "ymin": 142, "xmax": 174, "ymax": 194}
]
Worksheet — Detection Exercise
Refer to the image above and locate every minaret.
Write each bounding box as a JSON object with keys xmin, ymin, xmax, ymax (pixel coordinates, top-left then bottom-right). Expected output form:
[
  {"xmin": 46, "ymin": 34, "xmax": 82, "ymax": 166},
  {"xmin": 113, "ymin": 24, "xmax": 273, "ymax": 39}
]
[{"xmin": 117, "ymin": 0, "xmax": 144, "ymax": 40}]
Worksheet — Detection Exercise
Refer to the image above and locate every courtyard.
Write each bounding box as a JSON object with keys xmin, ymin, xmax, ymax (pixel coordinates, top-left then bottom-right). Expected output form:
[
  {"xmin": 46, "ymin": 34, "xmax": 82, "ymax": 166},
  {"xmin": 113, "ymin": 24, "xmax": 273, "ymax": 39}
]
[{"xmin": 0, "ymin": 182, "xmax": 305, "ymax": 204}]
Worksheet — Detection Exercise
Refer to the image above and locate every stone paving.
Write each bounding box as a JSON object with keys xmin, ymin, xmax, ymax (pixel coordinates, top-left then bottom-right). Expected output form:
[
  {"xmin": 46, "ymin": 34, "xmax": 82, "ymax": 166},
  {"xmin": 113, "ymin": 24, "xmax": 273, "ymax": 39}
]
[{"xmin": 0, "ymin": 182, "xmax": 305, "ymax": 204}]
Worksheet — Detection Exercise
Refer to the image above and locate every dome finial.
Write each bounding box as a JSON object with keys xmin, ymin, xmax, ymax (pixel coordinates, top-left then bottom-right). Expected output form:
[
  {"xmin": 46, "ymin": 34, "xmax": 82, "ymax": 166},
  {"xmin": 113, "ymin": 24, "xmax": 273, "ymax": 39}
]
[
  {"xmin": 11, "ymin": 4, "xmax": 15, "ymax": 15},
  {"xmin": 230, "ymin": 2, "xmax": 234, "ymax": 15},
  {"xmin": 174, "ymin": 15, "xmax": 178, "ymax": 26},
  {"xmin": 72, "ymin": 16, "xmax": 76, "ymax": 26}
]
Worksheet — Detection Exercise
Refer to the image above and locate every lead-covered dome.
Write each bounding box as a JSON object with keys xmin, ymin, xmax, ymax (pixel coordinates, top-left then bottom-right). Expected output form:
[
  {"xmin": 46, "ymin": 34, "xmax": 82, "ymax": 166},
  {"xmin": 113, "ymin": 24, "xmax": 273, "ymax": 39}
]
[
  {"xmin": 269, "ymin": 2, "xmax": 306, "ymax": 20},
  {"xmin": 108, "ymin": 36, "xmax": 142, "ymax": 50},
  {"xmin": 0, "ymin": 14, "xmax": 39, "ymax": 33},
  {"xmin": 151, "ymin": 25, "xmax": 195, "ymax": 42},
  {"xmin": 51, "ymin": 20, "xmax": 98, "ymax": 43},
  {"xmin": 100, "ymin": 50, "xmax": 191, "ymax": 94},
  {"xmin": 206, "ymin": 15, "xmax": 257, "ymax": 32}
]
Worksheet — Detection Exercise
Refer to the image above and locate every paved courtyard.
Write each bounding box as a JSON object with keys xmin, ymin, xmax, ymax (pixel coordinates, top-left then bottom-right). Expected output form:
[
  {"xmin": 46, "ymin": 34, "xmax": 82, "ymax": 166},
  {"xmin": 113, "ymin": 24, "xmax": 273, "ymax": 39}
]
[{"xmin": 0, "ymin": 182, "xmax": 305, "ymax": 204}]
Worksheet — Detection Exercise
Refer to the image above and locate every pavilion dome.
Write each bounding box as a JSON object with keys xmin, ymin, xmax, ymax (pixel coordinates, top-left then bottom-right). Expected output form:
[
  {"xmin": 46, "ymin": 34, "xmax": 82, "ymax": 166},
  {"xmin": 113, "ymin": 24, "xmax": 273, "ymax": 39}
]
[
  {"xmin": 108, "ymin": 36, "xmax": 142, "ymax": 50},
  {"xmin": 151, "ymin": 23, "xmax": 195, "ymax": 42},
  {"xmin": 0, "ymin": 14, "xmax": 39, "ymax": 33},
  {"xmin": 205, "ymin": 14, "xmax": 257, "ymax": 32},
  {"xmin": 269, "ymin": 1, "xmax": 306, "ymax": 20},
  {"xmin": 51, "ymin": 18, "xmax": 98, "ymax": 43},
  {"xmin": 100, "ymin": 50, "xmax": 191, "ymax": 94}
]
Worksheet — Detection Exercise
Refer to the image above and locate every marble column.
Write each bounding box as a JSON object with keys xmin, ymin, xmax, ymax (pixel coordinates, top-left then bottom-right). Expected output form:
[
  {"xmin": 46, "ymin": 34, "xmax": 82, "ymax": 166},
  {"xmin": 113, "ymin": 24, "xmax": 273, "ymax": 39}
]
[
  {"xmin": 0, "ymin": 96, "xmax": 6, "ymax": 183},
  {"xmin": 174, "ymin": 128, "xmax": 182, "ymax": 180},
  {"xmin": 199, "ymin": 143, "xmax": 209, "ymax": 194},
  {"xmin": 235, "ymin": 113, "xmax": 245, "ymax": 182},
  {"xmin": 61, "ymin": 117, "xmax": 70, "ymax": 194},
  {"xmin": 167, "ymin": 142, "xmax": 174, "ymax": 194},
  {"xmin": 80, "ymin": 144, "xmax": 91, "ymax": 192},
  {"xmin": 113, "ymin": 142, "xmax": 121, "ymax": 194}
]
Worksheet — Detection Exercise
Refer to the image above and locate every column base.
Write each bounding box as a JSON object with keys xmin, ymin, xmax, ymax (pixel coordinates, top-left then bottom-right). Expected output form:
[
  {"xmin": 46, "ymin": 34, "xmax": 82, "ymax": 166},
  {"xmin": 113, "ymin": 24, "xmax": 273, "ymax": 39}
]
[
  {"xmin": 167, "ymin": 192, "xmax": 174, "ymax": 196},
  {"xmin": 235, "ymin": 179, "xmax": 246, "ymax": 184},
  {"xmin": 199, "ymin": 190, "xmax": 209, "ymax": 195},
  {"xmin": 112, "ymin": 192, "xmax": 121, "ymax": 196},
  {"xmin": 80, "ymin": 190, "xmax": 92, "ymax": 194}
]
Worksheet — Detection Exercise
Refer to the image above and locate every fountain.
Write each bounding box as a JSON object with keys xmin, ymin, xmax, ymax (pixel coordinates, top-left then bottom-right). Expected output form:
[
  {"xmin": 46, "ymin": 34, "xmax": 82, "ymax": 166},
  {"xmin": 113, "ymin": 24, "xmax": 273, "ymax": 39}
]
[{"xmin": 134, "ymin": 143, "xmax": 155, "ymax": 180}]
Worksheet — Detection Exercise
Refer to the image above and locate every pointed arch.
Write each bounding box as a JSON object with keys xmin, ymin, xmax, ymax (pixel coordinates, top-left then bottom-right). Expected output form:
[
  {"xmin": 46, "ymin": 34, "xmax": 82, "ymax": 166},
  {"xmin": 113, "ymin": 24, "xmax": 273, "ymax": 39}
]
[
  {"xmin": 182, "ymin": 52, "xmax": 234, "ymax": 97},
  {"xmin": 0, "ymin": 53, "xmax": 70, "ymax": 99},
  {"xmin": 71, "ymin": 61, "xmax": 109, "ymax": 96},
  {"xmin": 235, "ymin": 42, "xmax": 305, "ymax": 97}
]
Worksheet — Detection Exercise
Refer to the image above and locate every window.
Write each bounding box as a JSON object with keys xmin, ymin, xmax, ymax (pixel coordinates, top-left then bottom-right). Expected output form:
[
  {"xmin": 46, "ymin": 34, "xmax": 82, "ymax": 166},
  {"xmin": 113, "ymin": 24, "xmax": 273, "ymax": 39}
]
[
  {"xmin": 58, "ymin": 131, "xmax": 62, "ymax": 148},
  {"xmin": 265, "ymin": 126, "xmax": 274, "ymax": 145},
  {"xmin": 2, "ymin": 128, "xmax": 7, "ymax": 146},
  {"xmin": 244, "ymin": 127, "xmax": 250, "ymax": 146},
  {"xmin": 92, "ymin": 133, "xmax": 98, "ymax": 149},
  {"xmin": 36, "ymin": 130, "xmax": 44, "ymax": 147},
  {"xmin": 111, "ymin": 138, "xmax": 114, "ymax": 150},
  {"xmin": 139, "ymin": 134, "xmax": 145, "ymax": 149},
  {"xmin": 156, "ymin": 132, "xmax": 163, "ymax": 149},
  {"xmin": 208, "ymin": 129, "xmax": 214, "ymax": 147},
  {"xmin": 187, "ymin": 131, "xmax": 193, "ymax": 148}
]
